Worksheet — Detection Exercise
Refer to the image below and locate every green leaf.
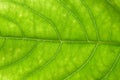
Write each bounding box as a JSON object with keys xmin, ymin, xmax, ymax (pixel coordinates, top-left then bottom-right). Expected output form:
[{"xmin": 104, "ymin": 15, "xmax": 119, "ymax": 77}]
[{"xmin": 0, "ymin": 0, "xmax": 120, "ymax": 80}]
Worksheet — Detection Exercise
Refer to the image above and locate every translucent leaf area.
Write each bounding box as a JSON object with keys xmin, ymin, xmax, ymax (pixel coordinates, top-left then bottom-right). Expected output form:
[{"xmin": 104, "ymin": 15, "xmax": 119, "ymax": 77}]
[{"xmin": 0, "ymin": 0, "xmax": 120, "ymax": 80}]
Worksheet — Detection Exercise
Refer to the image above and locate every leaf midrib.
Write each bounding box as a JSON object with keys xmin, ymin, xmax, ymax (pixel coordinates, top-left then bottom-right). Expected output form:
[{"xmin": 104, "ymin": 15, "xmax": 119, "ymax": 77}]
[{"xmin": 0, "ymin": 36, "xmax": 120, "ymax": 46}]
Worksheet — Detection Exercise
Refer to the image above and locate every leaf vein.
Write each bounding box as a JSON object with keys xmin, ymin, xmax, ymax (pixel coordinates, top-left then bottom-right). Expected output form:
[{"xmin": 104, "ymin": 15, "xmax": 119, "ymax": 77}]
[
  {"xmin": 21, "ymin": 42, "xmax": 63, "ymax": 80},
  {"xmin": 63, "ymin": 43, "xmax": 99, "ymax": 80}
]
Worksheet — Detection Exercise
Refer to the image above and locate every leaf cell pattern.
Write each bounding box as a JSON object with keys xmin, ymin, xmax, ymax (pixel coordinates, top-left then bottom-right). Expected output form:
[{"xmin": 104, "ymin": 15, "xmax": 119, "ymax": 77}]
[{"xmin": 0, "ymin": 0, "xmax": 120, "ymax": 80}]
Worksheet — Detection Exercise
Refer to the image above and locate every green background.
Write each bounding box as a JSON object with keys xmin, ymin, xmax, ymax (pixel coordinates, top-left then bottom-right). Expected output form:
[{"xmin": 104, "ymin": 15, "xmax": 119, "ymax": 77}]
[{"xmin": 0, "ymin": 0, "xmax": 120, "ymax": 80}]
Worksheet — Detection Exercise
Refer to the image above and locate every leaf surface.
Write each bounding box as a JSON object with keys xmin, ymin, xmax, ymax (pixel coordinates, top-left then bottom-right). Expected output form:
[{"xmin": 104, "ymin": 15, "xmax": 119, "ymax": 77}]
[{"xmin": 0, "ymin": 0, "xmax": 120, "ymax": 80}]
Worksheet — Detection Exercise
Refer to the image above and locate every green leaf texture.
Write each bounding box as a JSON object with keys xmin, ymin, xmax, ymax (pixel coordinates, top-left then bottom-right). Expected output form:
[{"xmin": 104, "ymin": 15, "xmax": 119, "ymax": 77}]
[{"xmin": 0, "ymin": 0, "xmax": 120, "ymax": 80}]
